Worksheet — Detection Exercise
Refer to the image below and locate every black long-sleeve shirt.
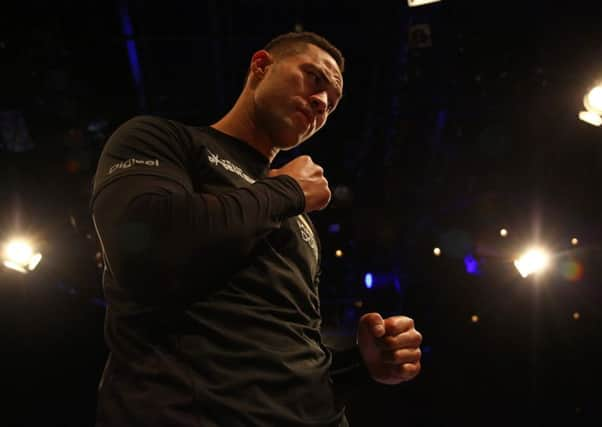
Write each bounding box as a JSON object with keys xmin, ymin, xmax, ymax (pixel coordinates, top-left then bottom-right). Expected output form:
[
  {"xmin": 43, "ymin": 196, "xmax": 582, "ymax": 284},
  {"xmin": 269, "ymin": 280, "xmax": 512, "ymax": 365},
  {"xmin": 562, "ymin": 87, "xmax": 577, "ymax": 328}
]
[{"xmin": 91, "ymin": 116, "xmax": 369, "ymax": 427}]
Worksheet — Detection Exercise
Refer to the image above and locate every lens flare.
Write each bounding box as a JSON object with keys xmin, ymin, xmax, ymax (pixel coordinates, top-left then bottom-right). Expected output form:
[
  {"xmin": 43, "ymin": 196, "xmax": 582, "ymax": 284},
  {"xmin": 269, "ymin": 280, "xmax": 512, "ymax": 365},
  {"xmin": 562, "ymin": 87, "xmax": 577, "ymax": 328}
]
[{"xmin": 560, "ymin": 259, "xmax": 584, "ymax": 282}]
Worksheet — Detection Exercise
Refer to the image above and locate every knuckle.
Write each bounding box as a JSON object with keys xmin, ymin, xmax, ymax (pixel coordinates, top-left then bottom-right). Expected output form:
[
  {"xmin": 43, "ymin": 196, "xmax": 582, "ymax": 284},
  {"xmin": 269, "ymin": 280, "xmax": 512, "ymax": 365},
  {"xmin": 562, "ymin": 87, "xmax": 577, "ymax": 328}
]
[
  {"xmin": 394, "ymin": 349, "xmax": 406, "ymax": 362},
  {"xmin": 413, "ymin": 330, "xmax": 423, "ymax": 345}
]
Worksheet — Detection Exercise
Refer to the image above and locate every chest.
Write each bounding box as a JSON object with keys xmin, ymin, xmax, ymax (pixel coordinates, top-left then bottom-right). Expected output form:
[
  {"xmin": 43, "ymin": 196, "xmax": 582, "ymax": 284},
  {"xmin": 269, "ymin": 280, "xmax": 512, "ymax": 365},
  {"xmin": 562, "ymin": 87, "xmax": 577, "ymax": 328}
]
[{"xmin": 192, "ymin": 145, "xmax": 321, "ymax": 280}]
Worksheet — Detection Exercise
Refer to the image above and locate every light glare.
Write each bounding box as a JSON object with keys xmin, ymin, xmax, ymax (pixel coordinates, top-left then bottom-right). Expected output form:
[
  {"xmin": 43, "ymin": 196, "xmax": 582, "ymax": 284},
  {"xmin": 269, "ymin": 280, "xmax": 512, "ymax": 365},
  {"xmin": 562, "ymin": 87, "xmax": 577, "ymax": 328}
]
[
  {"xmin": 3, "ymin": 260, "xmax": 27, "ymax": 274},
  {"xmin": 28, "ymin": 253, "xmax": 43, "ymax": 271},
  {"xmin": 578, "ymin": 111, "xmax": 602, "ymax": 126},
  {"xmin": 408, "ymin": 0, "xmax": 442, "ymax": 6},
  {"xmin": 5, "ymin": 240, "xmax": 33, "ymax": 264},
  {"xmin": 2, "ymin": 238, "xmax": 42, "ymax": 274},
  {"xmin": 586, "ymin": 86, "xmax": 602, "ymax": 113},
  {"xmin": 514, "ymin": 247, "xmax": 550, "ymax": 278},
  {"xmin": 433, "ymin": 247, "xmax": 441, "ymax": 256}
]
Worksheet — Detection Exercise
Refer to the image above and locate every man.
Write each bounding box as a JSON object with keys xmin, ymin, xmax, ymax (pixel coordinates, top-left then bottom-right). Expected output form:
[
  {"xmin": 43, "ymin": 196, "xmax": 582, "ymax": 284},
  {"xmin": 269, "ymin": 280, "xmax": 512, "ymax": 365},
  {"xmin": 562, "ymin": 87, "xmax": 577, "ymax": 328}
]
[{"xmin": 91, "ymin": 31, "xmax": 422, "ymax": 426}]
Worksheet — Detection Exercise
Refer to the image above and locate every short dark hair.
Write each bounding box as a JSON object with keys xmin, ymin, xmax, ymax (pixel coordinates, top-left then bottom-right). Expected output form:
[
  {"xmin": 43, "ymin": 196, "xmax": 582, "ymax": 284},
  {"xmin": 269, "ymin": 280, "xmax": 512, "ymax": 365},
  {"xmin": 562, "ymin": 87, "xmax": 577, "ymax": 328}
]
[
  {"xmin": 244, "ymin": 31, "xmax": 345, "ymax": 85},
  {"xmin": 263, "ymin": 31, "xmax": 345, "ymax": 73}
]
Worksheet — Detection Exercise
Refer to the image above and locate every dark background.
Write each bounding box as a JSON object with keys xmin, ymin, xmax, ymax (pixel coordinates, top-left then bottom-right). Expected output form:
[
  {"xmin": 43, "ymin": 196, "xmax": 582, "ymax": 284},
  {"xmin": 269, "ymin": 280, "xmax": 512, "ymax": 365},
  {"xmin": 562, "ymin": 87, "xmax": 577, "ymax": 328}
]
[{"xmin": 2, "ymin": 1, "xmax": 602, "ymax": 426}]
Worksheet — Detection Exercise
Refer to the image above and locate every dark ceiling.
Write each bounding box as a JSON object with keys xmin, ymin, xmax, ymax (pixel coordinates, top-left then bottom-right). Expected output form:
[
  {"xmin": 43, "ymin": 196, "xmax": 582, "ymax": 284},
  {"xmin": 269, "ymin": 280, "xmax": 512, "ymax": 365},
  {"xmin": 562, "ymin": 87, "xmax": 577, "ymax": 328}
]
[{"xmin": 2, "ymin": 1, "xmax": 602, "ymax": 426}]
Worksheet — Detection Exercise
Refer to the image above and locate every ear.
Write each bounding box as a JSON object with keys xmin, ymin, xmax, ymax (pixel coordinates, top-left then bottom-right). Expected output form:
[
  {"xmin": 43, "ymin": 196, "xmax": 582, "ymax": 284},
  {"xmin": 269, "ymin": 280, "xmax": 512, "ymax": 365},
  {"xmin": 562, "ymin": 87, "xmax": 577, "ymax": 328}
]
[{"xmin": 249, "ymin": 50, "xmax": 273, "ymax": 82}]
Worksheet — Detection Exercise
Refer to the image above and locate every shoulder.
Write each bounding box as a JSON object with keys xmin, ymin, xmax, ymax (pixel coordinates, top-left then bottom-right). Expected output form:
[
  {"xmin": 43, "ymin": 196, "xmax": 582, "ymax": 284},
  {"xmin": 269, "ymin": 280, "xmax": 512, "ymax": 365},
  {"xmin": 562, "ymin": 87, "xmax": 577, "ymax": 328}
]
[{"xmin": 114, "ymin": 115, "xmax": 186, "ymax": 138}]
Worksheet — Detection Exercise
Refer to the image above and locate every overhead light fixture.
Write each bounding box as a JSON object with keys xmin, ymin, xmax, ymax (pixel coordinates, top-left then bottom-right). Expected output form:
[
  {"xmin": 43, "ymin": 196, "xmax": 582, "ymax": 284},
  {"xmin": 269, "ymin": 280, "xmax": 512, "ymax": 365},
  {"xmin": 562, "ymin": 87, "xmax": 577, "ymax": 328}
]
[
  {"xmin": 584, "ymin": 86, "xmax": 602, "ymax": 114},
  {"xmin": 579, "ymin": 110, "xmax": 602, "ymax": 126},
  {"xmin": 407, "ymin": 0, "xmax": 442, "ymax": 7},
  {"xmin": 2, "ymin": 238, "xmax": 43, "ymax": 274},
  {"xmin": 514, "ymin": 247, "xmax": 550, "ymax": 278},
  {"xmin": 579, "ymin": 85, "xmax": 602, "ymax": 127}
]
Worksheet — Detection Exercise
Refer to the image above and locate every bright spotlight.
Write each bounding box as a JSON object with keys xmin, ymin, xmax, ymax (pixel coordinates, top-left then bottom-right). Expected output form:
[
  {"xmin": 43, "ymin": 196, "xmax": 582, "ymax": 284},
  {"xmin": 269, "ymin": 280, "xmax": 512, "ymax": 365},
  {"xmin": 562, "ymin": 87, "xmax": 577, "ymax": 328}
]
[
  {"xmin": 514, "ymin": 247, "xmax": 550, "ymax": 278},
  {"xmin": 433, "ymin": 247, "xmax": 441, "ymax": 256},
  {"xmin": 2, "ymin": 238, "xmax": 43, "ymax": 274},
  {"xmin": 578, "ymin": 111, "xmax": 602, "ymax": 126},
  {"xmin": 571, "ymin": 237, "xmax": 579, "ymax": 246},
  {"xmin": 585, "ymin": 86, "xmax": 602, "ymax": 114},
  {"xmin": 500, "ymin": 228, "xmax": 508, "ymax": 237},
  {"xmin": 364, "ymin": 273, "xmax": 373, "ymax": 289},
  {"xmin": 407, "ymin": 0, "xmax": 442, "ymax": 7}
]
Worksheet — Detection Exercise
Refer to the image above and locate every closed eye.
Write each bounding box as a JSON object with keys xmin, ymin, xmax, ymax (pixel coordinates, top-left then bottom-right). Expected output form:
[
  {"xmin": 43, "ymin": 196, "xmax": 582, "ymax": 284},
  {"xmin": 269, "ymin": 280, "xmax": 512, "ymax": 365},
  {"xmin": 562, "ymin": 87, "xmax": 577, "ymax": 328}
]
[
  {"xmin": 306, "ymin": 69, "xmax": 335, "ymax": 112},
  {"xmin": 307, "ymin": 70, "xmax": 321, "ymax": 84}
]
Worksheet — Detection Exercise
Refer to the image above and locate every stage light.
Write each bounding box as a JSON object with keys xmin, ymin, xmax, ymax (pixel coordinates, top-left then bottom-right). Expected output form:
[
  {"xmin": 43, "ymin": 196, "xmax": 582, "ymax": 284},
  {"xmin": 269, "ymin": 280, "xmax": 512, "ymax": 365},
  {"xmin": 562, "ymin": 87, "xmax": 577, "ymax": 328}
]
[
  {"xmin": 573, "ymin": 312, "xmax": 580, "ymax": 320},
  {"xmin": 513, "ymin": 247, "xmax": 550, "ymax": 278},
  {"xmin": 464, "ymin": 254, "xmax": 480, "ymax": 275},
  {"xmin": 584, "ymin": 86, "xmax": 602, "ymax": 114},
  {"xmin": 407, "ymin": 0, "xmax": 442, "ymax": 7},
  {"xmin": 571, "ymin": 237, "xmax": 579, "ymax": 246},
  {"xmin": 471, "ymin": 314, "xmax": 479, "ymax": 323},
  {"xmin": 500, "ymin": 228, "xmax": 508, "ymax": 237},
  {"xmin": 433, "ymin": 247, "xmax": 441, "ymax": 256},
  {"xmin": 363, "ymin": 272, "xmax": 402, "ymax": 292},
  {"xmin": 580, "ymin": 85, "xmax": 602, "ymax": 127},
  {"xmin": 335, "ymin": 249, "xmax": 344, "ymax": 258},
  {"xmin": 328, "ymin": 223, "xmax": 341, "ymax": 233},
  {"xmin": 364, "ymin": 273, "xmax": 373, "ymax": 289},
  {"xmin": 578, "ymin": 110, "xmax": 601, "ymax": 126},
  {"xmin": 2, "ymin": 238, "xmax": 43, "ymax": 274}
]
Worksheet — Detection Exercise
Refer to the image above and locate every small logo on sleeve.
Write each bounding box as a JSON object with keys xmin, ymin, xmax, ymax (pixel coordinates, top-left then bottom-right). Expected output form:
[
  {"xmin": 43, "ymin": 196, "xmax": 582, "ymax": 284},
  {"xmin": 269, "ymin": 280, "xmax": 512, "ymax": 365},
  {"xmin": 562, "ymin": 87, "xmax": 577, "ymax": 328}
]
[{"xmin": 108, "ymin": 158, "xmax": 160, "ymax": 175}]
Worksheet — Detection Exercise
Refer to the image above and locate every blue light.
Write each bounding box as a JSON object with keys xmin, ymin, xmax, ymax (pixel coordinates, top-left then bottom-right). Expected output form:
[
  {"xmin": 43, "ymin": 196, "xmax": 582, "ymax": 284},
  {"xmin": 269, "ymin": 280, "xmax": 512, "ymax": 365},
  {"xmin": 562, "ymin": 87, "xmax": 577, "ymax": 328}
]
[
  {"xmin": 118, "ymin": 1, "xmax": 146, "ymax": 111},
  {"xmin": 364, "ymin": 273, "xmax": 373, "ymax": 289},
  {"xmin": 328, "ymin": 223, "xmax": 341, "ymax": 233},
  {"xmin": 464, "ymin": 254, "xmax": 480, "ymax": 275}
]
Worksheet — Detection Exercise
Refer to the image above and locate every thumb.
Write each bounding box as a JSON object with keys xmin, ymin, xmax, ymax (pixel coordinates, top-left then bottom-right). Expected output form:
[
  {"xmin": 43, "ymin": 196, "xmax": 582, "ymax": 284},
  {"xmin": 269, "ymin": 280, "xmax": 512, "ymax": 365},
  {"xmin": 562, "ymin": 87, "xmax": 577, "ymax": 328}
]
[{"xmin": 359, "ymin": 312, "xmax": 386, "ymax": 338}]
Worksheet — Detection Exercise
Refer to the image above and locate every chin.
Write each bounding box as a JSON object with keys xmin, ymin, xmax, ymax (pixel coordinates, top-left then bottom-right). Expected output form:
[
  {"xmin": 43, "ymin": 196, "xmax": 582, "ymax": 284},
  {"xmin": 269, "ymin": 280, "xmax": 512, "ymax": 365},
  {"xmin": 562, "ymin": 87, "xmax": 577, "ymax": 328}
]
[{"xmin": 274, "ymin": 131, "xmax": 307, "ymax": 151}]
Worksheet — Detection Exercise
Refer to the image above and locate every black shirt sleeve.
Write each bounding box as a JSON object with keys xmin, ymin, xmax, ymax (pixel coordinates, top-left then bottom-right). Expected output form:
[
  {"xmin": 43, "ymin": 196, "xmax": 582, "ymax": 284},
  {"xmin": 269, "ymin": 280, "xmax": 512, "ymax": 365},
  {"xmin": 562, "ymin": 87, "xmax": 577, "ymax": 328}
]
[
  {"xmin": 91, "ymin": 116, "xmax": 305, "ymax": 302},
  {"xmin": 327, "ymin": 344, "xmax": 374, "ymax": 406}
]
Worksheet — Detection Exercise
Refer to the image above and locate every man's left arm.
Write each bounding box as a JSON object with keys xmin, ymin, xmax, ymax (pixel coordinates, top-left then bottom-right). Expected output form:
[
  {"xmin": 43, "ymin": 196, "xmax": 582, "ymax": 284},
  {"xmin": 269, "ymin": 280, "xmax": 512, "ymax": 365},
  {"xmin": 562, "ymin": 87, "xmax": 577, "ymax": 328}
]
[{"xmin": 325, "ymin": 313, "xmax": 422, "ymax": 406}]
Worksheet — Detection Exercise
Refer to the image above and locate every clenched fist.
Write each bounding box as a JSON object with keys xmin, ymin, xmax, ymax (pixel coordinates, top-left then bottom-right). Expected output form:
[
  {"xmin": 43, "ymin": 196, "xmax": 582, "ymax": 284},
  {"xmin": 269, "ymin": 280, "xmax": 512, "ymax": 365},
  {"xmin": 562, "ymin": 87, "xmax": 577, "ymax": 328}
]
[
  {"xmin": 357, "ymin": 313, "xmax": 422, "ymax": 385},
  {"xmin": 268, "ymin": 155, "xmax": 331, "ymax": 212}
]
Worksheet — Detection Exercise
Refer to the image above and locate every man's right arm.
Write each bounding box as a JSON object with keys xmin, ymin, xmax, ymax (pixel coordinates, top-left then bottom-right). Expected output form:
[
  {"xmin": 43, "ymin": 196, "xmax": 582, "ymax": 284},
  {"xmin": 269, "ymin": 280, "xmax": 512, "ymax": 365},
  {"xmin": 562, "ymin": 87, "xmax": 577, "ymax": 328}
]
[
  {"xmin": 91, "ymin": 116, "xmax": 305, "ymax": 303},
  {"xmin": 93, "ymin": 172, "xmax": 306, "ymax": 302}
]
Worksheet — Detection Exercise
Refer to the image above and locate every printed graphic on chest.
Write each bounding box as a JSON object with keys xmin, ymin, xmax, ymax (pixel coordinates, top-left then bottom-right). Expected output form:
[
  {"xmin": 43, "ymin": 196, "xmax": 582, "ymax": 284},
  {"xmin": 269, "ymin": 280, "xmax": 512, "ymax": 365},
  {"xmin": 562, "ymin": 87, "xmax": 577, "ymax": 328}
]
[{"xmin": 207, "ymin": 149, "xmax": 255, "ymax": 184}]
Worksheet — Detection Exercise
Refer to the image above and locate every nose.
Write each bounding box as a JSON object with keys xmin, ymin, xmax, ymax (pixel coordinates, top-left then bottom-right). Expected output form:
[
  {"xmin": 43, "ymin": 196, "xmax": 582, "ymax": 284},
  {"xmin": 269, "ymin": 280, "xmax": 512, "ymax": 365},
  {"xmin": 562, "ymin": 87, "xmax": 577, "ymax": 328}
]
[{"xmin": 309, "ymin": 92, "xmax": 328, "ymax": 115}]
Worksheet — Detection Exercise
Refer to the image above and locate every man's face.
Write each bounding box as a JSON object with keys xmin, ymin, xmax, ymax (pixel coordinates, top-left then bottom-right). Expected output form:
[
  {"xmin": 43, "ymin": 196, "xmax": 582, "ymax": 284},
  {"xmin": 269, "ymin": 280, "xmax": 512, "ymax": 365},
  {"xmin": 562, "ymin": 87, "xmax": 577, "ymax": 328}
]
[{"xmin": 251, "ymin": 43, "xmax": 343, "ymax": 150}]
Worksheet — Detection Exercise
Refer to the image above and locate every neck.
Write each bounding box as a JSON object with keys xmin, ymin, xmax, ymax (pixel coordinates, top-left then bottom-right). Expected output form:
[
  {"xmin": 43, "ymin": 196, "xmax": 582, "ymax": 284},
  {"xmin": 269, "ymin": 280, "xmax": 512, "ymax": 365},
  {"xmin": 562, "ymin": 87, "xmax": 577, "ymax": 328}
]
[{"xmin": 210, "ymin": 96, "xmax": 279, "ymax": 163}]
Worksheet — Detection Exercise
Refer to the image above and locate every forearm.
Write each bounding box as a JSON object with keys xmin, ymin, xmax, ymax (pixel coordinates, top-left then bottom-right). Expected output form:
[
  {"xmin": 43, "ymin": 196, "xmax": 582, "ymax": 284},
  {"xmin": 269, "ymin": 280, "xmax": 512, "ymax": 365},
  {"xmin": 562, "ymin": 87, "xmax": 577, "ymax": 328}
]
[{"xmin": 93, "ymin": 174, "xmax": 304, "ymax": 300}]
